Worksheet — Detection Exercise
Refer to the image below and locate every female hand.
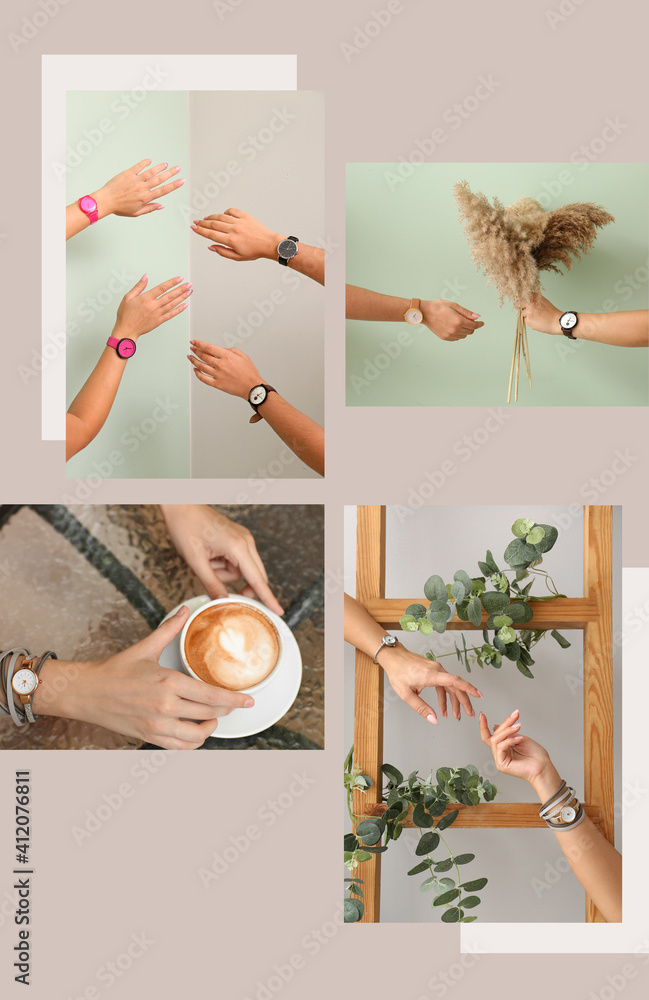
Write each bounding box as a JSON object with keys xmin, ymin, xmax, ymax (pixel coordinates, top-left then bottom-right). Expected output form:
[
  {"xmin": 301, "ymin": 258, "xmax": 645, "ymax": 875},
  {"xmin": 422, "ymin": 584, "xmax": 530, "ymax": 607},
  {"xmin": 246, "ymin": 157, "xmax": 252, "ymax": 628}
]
[
  {"xmin": 160, "ymin": 505, "xmax": 284, "ymax": 616},
  {"xmin": 188, "ymin": 341, "xmax": 263, "ymax": 398},
  {"xmin": 422, "ymin": 300, "xmax": 484, "ymax": 341},
  {"xmin": 190, "ymin": 208, "xmax": 280, "ymax": 261},
  {"xmin": 378, "ymin": 644, "xmax": 483, "ymax": 722},
  {"xmin": 95, "ymin": 159, "xmax": 185, "ymax": 218},
  {"xmin": 515, "ymin": 293, "xmax": 563, "ymax": 334},
  {"xmin": 35, "ymin": 607, "xmax": 253, "ymax": 750},
  {"xmin": 113, "ymin": 274, "xmax": 192, "ymax": 340},
  {"xmin": 479, "ymin": 709, "xmax": 558, "ymax": 792}
]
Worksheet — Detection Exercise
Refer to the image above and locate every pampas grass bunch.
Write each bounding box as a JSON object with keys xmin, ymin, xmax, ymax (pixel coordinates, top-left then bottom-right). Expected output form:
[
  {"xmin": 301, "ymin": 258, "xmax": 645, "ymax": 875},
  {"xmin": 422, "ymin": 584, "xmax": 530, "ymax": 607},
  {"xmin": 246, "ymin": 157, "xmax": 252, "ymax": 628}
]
[{"xmin": 453, "ymin": 181, "xmax": 614, "ymax": 401}]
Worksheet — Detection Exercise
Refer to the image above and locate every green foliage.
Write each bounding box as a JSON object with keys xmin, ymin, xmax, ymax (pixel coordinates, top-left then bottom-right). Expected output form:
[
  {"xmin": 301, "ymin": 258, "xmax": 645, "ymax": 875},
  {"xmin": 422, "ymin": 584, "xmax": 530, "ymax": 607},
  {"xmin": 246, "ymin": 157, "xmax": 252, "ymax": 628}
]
[
  {"xmin": 344, "ymin": 755, "xmax": 495, "ymax": 923},
  {"xmin": 397, "ymin": 517, "xmax": 569, "ymax": 679}
]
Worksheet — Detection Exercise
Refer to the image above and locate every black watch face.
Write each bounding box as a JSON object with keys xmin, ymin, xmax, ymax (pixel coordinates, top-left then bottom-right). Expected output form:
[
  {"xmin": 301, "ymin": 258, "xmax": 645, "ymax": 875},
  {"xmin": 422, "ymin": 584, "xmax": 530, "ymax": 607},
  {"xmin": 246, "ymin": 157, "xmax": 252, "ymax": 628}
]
[
  {"xmin": 561, "ymin": 312, "xmax": 577, "ymax": 330},
  {"xmin": 278, "ymin": 239, "xmax": 297, "ymax": 260},
  {"xmin": 249, "ymin": 385, "xmax": 267, "ymax": 406}
]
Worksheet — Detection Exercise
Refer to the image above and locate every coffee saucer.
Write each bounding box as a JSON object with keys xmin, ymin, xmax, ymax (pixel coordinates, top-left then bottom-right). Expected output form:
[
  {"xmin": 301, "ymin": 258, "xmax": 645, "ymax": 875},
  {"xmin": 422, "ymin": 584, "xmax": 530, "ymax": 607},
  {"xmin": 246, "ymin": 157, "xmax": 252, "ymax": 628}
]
[{"xmin": 158, "ymin": 596, "xmax": 303, "ymax": 739}]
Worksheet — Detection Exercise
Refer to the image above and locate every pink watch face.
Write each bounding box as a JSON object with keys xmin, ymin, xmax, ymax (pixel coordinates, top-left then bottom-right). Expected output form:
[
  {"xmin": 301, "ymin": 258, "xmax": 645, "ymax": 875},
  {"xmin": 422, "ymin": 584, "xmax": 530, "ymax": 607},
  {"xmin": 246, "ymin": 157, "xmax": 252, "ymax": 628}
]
[
  {"xmin": 116, "ymin": 339, "xmax": 136, "ymax": 359},
  {"xmin": 79, "ymin": 196, "xmax": 97, "ymax": 213}
]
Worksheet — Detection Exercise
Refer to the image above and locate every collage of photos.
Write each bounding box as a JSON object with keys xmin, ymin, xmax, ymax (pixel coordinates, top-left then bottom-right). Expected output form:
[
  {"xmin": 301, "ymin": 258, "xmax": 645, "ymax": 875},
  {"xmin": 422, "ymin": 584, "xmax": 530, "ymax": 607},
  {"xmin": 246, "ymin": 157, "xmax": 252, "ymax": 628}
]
[{"xmin": 0, "ymin": 22, "xmax": 648, "ymax": 1000}]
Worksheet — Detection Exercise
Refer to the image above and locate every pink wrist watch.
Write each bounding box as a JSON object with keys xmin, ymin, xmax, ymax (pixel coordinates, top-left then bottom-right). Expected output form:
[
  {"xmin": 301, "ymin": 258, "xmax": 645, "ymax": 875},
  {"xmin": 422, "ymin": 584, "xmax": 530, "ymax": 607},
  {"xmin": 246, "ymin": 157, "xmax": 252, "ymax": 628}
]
[
  {"xmin": 107, "ymin": 336, "xmax": 137, "ymax": 359},
  {"xmin": 78, "ymin": 195, "xmax": 99, "ymax": 224}
]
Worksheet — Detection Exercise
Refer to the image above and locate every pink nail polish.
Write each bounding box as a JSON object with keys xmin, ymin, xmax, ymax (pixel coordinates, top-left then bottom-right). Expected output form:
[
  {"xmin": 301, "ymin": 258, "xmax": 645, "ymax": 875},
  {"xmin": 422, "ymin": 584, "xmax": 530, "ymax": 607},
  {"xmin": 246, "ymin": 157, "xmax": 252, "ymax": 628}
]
[
  {"xmin": 426, "ymin": 714, "xmax": 437, "ymax": 724},
  {"xmin": 244, "ymin": 697, "xmax": 254, "ymax": 708},
  {"xmin": 177, "ymin": 178, "xmax": 185, "ymax": 186},
  {"xmin": 190, "ymin": 223, "xmax": 198, "ymax": 230}
]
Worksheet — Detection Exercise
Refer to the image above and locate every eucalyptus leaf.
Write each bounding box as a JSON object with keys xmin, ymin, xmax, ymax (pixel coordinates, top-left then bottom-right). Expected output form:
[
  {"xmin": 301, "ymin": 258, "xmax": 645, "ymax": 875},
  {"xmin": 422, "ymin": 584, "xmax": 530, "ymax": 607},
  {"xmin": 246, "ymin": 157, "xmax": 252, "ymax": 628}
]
[
  {"xmin": 354, "ymin": 850, "xmax": 372, "ymax": 862},
  {"xmin": 433, "ymin": 858, "xmax": 454, "ymax": 873},
  {"xmin": 526, "ymin": 526, "xmax": 544, "ymax": 545},
  {"xmin": 467, "ymin": 595, "xmax": 482, "ymax": 627},
  {"xmin": 382, "ymin": 764, "xmax": 404, "ymax": 785},
  {"xmin": 405, "ymin": 603, "xmax": 426, "ymax": 619},
  {"xmin": 551, "ymin": 629, "xmax": 571, "ymax": 649},
  {"xmin": 481, "ymin": 591, "xmax": 510, "ymax": 614},
  {"xmin": 432, "ymin": 888, "xmax": 459, "ymax": 906},
  {"xmin": 424, "ymin": 575, "xmax": 449, "ymax": 602},
  {"xmin": 436, "ymin": 810, "xmax": 459, "ymax": 831},
  {"xmin": 454, "ymin": 570, "xmax": 473, "ymax": 593},
  {"xmin": 460, "ymin": 877, "xmax": 488, "ymax": 891},
  {"xmin": 407, "ymin": 860, "xmax": 432, "ymax": 876},
  {"xmin": 355, "ymin": 820, "xmax": 381, "ymax": 845},
  {"xmin": 504, "ymin": 538, "xmax": 538, "ymax": 567},
  {"xmin": 412, "ymin": 803, "xmax": 434, "ymax": 828},
  {"xmin": 533, "ymin": 524, "xmax": 558, "ymax": 553},
  {"xmin": 419, "ymin": 619, "xmax": 434, "ymax": 636},
  {"xmin": 461, "ymin": 895, "xmax": 481, "ymax": 908},
  {"xmin": 415, "ymin": 831, "xmax": 441, "ymax": 856},
  {"xmin": 453, "ymin": 854, "xmax": 476, "ymax": 865},
  {"xmin": 441, "ymin": 907, "xmax": 461, "ymax": 922},
  {"xmin": 451, "ymin": 580, "xmax": 466, "ymax": 602},
  {"xmin": 344, "ymin": 898, "xmax": 364, "ymax": 922}
]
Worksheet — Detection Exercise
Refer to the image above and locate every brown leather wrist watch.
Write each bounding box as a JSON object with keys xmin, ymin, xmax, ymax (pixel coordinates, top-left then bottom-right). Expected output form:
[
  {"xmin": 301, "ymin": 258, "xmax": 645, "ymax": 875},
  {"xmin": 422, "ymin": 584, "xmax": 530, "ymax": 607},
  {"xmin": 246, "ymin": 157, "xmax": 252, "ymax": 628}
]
[{"xmin": 247, "ymin": 384, "xmax": 277, "ymax": 423}]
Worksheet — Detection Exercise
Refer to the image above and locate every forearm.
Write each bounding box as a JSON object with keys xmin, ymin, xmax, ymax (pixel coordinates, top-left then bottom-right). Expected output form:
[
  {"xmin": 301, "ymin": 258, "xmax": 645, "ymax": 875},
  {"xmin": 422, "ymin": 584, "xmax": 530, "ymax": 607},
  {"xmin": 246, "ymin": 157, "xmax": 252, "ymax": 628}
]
[
  {"xmin": 30, "ymin": 658, "xmax": 91, "ymax": 720},
  {"xmin": 346, "ymin": 285, "xmax": 411, "ymax": 321},
  {"xmin": 258, "ymin": 393, "xmax": 324, "ymax": 476},
  {"xmin": 531, "ymin": 764, "xmax": 622, "ymax": 922},
  {"xmin": 574, "ymin": 311, "xmax": 648, "ymax": 347},
  {"xmin": 287, "ymin": 243, "xmax": 324, "ymax": 285},
  {"xmin": 66, "ymin": 345, "xmax": 128, "ymax": 460},
  {"xmin": 344, "ymin": 593, "xmax": 388, "ymax": 654}
]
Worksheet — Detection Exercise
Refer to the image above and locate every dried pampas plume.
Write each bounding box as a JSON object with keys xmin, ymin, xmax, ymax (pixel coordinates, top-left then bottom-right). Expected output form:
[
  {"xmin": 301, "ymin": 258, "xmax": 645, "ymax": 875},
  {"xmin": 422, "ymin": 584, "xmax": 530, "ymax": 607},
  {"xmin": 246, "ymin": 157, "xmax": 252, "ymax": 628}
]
[
  {"xmin": 453, "ymin": 180, "xmax": 614, "ymax": 402},
  {"xmin": 453, "ymin": 180, "xmax": 614, "ymax": 306}
]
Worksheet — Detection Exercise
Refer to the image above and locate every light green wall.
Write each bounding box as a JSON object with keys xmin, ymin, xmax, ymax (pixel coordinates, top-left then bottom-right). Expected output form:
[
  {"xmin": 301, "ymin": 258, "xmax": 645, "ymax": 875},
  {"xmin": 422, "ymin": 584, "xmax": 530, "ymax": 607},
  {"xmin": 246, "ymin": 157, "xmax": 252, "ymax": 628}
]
[
  {"xmin": 66, "ymin": 91, "xmax": 190, "ymax": 478},
  {"xmin": 346, "ymin": 162, "xmax": 648, "ymax": 407}
]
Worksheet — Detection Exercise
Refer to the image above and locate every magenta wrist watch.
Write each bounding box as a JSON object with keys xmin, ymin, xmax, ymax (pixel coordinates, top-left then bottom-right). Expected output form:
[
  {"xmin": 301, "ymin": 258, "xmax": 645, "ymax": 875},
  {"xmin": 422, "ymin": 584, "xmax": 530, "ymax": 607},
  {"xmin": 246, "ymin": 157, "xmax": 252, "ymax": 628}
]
[
  {"xmin": 107, "ymin": 336, "xmax": 137, "ymax": 359},
  {"xmin": 78, "ymin": 195, "xmax": 99, "ymax": 224}
]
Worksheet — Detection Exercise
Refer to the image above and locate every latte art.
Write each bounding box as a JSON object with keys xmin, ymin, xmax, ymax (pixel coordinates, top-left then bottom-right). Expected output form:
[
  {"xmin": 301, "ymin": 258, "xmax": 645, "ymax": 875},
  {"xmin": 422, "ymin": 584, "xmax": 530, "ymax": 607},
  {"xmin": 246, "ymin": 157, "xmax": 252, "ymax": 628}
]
[{"xmin": 184, "ymin": 604, "xmax": 280, "ymax": 690}]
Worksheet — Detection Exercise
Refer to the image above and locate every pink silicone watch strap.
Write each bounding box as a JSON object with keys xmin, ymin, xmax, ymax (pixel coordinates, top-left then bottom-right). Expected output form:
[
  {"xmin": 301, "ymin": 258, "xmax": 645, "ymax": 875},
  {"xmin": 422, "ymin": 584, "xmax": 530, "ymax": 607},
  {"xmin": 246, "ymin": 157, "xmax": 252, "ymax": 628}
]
[{"xmin": 106, "ymin": 337, "xmax": 119, "ymax": 350}]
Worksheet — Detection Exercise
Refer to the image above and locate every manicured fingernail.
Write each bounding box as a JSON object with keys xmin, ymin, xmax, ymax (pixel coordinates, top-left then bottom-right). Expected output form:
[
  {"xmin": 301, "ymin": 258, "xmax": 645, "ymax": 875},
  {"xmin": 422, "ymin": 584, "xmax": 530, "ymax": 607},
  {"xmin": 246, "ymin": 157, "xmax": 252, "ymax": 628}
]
[
  {"xmin": 244, "ymin": 697, "xmax": 254, "ymax": 708},
  {"xmin": 173, "ymin": 165, "xmax": 181, "ymax": 173},
  {"xmin": 472, "ymin": 313, "xmax": 480, "ymax": 319},
  {"xmin": 426, "ymin": 714, "xmax": 437, "ymax": 724},
  {"xmin": 177, "ymin": 178, "xmax": 185, "ymax": 186},
  {"xmin": 185, "ymin": 282, "xmax": 193, "ymax": 289},
  {"xmin": 155, "ymin": 204, "xmax": 164, "ymax": 210},
  {"xmin": 476, "ymin": 690, "xmax": 484, "ymax": 697},
  {"xmin": 190, "ymin": 340, "xmax": 196, "ymax": 346},
  {"xmin": 514, "ymin": 736, "xmax": 524, "ymax": 742},
  {"xmin": 512, "ymin": 708, "xmax": 520, "ymax": 716},
  {"xmin": 140, "ymin": 273, "xmax": 148, "ymax": 281},
  {"xmin": 186, "ymin": 289, "xmax": 193, "ymax": 297},
  {"xmin": 174, "ymin": 605, "xmax": 188, "ymax": 617},
  {"xmin": 190, "ymin": 223, "xmax": 198, "ymax": 230},
  {"xmin": 208, "ymin": 245, "xmax": 218, "ymax": 251},
  {"xmin": 512, "ymin": 722, "xmax": 521, "ymax": 730},
  {"xmin": 180, "ymin": 303, "xmax": 188, "ymax": 309},
  {"xmin": 162, "ymin": 162, "xmax": 168, "ymax": 168}
]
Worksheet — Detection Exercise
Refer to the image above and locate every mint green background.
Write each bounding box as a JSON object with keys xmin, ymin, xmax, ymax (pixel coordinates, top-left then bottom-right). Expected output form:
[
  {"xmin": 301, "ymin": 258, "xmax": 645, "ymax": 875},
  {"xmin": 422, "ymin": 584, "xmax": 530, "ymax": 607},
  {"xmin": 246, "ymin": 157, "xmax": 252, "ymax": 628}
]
[
  {"xmin": 66, "ymin": 91, "xmax": 190, "ymax": 479},
  {"xmin": 346, "ymin": 162, "xmax": 648, "ymax": 407}
]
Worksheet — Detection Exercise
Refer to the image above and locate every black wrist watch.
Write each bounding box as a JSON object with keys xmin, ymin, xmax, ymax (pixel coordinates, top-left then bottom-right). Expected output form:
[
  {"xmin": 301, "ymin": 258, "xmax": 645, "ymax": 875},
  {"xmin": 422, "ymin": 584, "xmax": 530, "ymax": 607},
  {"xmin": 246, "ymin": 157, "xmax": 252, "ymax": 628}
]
[
  {"xmin": 559, "ymin": 311, "xmax": 578, "ymax": 339},
  {"xmin": 277, "ymin": 236, "xmax": 299, "ymax": 266},
  {"xmin": 247, "ymin": 383, "xmax": 277, "ymax": 423}
]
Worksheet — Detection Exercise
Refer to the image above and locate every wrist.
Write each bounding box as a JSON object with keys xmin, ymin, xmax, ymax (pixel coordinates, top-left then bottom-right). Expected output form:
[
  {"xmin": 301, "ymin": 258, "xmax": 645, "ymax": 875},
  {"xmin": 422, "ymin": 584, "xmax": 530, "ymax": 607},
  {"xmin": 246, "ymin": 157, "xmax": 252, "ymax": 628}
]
[
  {"xmin": 31, "ymin": 658, "xmax": 91, "ymax": 720},
  {"xmin": 91, "ymin": 187, "xmax": 114, "ymax": 220},
  {"xmin": 420, "ymin": 299, "xmax": 439, "ymax": 325},
  {"xmin": 374, "ymin": 640, "xmax": 408, "ymax": 670},
  {"xmin": 265, "ymin": 232, "xmax": 284, "ymax": 260},
  {"xmin": 242, "ymin": 378, "xmax": 267, "ymax": 401},
  {"xmin": 530, "ymin": 761, "xmax": 562, "ymax": 803},
  {"xmin": 111, "ymin": 322, "xmax": 140, "ymax": 343}
]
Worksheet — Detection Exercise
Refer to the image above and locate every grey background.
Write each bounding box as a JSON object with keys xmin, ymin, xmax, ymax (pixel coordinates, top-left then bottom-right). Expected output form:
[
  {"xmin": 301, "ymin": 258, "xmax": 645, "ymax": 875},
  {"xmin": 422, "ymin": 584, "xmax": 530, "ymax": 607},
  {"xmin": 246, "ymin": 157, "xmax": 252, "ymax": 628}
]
[
  {"xmin": 344, "ymin": 505, "xmax": 622, "ymax": 922},
  {"xmin": 188, "ymin": 90, "xmax": 324, "ymax": 478},
  {"xmin": 0, "ymin": 0, "xmax": 648, "ymax": 995}
]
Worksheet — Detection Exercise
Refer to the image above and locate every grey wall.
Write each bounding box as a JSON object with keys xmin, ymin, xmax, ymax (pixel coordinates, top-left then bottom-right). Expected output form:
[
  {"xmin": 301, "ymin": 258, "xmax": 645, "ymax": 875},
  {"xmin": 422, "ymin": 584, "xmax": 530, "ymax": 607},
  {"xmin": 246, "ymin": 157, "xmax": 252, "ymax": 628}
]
[
  {"xmin": 187, "ymin": 91, "xmax": 324, "ymax": 478},
  {"xmin": 344, "ymin": 505, "xmax": 622, "ymax": 922}
]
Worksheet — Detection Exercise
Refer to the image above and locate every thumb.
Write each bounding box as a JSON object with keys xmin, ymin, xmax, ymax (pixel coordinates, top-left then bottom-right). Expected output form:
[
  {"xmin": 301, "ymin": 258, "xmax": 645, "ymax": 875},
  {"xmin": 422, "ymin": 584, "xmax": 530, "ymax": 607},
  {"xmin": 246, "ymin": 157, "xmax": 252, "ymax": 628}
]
[
  {"xmin": 125, "ymin": 273, "xmax": 148, "ymax": 300},
  {"xmin": 136, "ymin": 605, "xmax": 190, "ymax": 662},
  {"xmin": 403, "ymin": 689, "xmax": 437, "ymax": 725},
  {"xmin": 453, "ymin": 303, "xmax": 481, "ymax": 320}
]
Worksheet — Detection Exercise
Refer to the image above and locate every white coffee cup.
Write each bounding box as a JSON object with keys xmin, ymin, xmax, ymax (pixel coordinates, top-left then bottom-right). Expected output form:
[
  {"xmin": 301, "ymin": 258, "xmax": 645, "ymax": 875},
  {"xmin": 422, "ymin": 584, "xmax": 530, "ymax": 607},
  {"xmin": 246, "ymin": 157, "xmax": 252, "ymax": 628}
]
[{"xmin": 180, "ymin": 596, "xmax": 285, "ymax": 695}]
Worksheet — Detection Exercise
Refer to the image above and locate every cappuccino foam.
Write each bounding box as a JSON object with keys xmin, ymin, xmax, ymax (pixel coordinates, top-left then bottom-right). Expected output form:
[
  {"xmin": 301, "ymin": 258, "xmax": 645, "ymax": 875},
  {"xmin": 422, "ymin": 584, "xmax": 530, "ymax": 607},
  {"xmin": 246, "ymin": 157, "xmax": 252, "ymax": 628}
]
[{"xmin": 184, "ymin": 604, "xmax": 280, "ymax": 690}]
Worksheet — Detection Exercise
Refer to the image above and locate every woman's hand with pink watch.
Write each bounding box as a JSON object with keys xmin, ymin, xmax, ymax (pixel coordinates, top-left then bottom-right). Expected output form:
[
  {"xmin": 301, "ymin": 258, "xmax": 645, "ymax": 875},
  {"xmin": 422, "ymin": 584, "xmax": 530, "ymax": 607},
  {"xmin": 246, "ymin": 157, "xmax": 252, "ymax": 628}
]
[
  {"xmin": 66, "ymin": 159, "xmax": 186, "ymax": 239},
  {"xmin": 110, "ymin": 274, "xmax": 193, "ymax": 346}
]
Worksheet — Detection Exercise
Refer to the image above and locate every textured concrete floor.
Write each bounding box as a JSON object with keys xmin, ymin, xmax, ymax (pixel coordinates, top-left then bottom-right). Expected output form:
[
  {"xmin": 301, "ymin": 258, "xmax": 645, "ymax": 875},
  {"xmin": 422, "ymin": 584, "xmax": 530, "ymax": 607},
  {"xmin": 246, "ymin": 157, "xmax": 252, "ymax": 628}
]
[{"xmin": 0, "ymin": 505, "xmax": 323, "ymax": 750}]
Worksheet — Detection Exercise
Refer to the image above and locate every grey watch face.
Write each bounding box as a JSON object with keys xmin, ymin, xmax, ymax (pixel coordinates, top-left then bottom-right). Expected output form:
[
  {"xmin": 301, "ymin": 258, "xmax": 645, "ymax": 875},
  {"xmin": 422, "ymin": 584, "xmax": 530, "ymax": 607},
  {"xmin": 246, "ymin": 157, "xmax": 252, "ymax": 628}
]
[
  {"xmin": 561, "ymin": 312, "xmax": 577, "ymax": 329},
  {"xmin": 383, "ymin": 636, "xmax": 397, "ymax": 647},
  {"xmin": 249, "ymin": 385, "xmax": 267, "ymax": 406},
  {"xmin": 278, "ymin": 239, "xmax": 298, "ymax": 260}
]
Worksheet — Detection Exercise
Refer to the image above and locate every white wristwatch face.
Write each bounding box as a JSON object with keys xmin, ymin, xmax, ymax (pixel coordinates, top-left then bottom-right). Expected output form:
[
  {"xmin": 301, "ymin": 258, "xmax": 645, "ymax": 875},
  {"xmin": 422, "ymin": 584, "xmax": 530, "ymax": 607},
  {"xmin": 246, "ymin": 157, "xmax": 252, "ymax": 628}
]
[
  {"xmin": 561, "ymin": 312, "xmax": 577, "ymax": 330},
  {"xmin": 404, "ymin": 308, "xmax": 423, "ymax": 325},
  {"xmin": 12, "ymin": 668, "xmax": 37, "ymax": 695},
  {"xmin": 560, "ymin": 805, "xmax": 576, "ymax": 823},
  {"xmin": 383, "ymin": 636, "xmax": 397, "ymax": 647},
  {"xmin": 249, "ymin": 385, "xmax": 267, "ymax": 406}
]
